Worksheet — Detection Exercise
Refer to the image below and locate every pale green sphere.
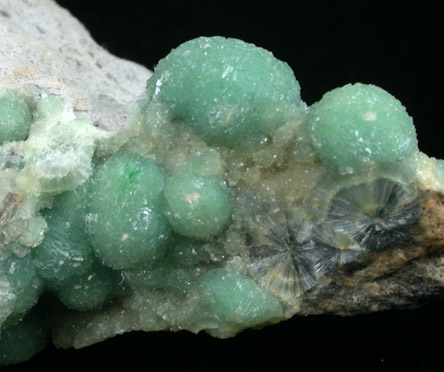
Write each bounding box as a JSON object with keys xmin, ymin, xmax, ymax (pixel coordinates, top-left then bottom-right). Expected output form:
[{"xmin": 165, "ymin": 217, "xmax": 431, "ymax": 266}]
[
  {"xmin": 54, "ymin": 261, "xmax": 121, "ymax": 311},
  {"xmin": 146, "ymin": 36, "xmax": 303, "ymax": 149},
  {"xmin": 307, "ymin": 83, "xmax": 418, "ymax": 171},
  {"xmin": 164, "ymin": 172, "xmax": 234, "ymax": 239},
  {"xmin": 200, "ymin": 269, "xmax": 282, "ymax": 328},
  {"xmin": 0, "ymin": 254, "xmax": 42, "ymax": 327},
  {"xmin": 86, "ymin": 152, "xmax": 171, "ymax": 269},
  {"xmin": 0, "ymin": 93, "xmax": 32, "ymax": 144}
]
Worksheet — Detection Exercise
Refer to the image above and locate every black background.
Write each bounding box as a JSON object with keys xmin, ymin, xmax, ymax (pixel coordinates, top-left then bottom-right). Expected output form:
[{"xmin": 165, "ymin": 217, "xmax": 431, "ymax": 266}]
[{"xmin": 6, "ymin": 1, "xmax": 444, "ymax": 371}]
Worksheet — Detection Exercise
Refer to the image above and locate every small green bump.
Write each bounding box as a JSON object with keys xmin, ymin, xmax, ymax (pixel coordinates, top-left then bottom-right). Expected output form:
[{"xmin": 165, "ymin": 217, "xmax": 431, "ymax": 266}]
[
  {"xmin": 35, "ymin": 96, "xmax": 67, "ymax": 121},
  {"xmin": 54, "ymin": 261, "xmax": 121, "ymax": 311},
  {"xmin": 0, "ymin": 91, "xmax": 32, "ymax": 144},
  {"xmin": 0, "ymin": 254, "xmax": 42, "ymax": 327},
  {"xmin": 307, "ymin": 83, "xmax": 418, "ymax": 171},
  {"xmin": 32, "ymin": 184, "xmax": 93, "ymax": 283},
  {"xmin": 0, "ymin": 312, "xmax": 48, "ymax": 366},
  {"xmin": 146, "ymin": 36, "xmax": 303, "ymax": 149},
  {"xmin": 164, "ymin": 170, "xmax": 234, "ymax": 239},
  {"xmin": 86, "ymin": 152, "xmax": 170, "ymax": 269},
  {"xmin": 200, "ymin": 268, "xmax": 282, "ymax": 329}
]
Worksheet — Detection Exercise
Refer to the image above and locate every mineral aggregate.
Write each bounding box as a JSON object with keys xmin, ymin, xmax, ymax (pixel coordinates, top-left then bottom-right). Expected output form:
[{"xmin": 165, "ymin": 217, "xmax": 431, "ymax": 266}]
[
  {"xmin": 145, "ymin": 36, "xmax": 305, "ymax": 150},
  {"xmin": 307, "ymin": 83, "xmax": 418, "ymax": 172},
  {"xmin": 1, "ymin": 0, "xmax": 444, "ymax": 366}
]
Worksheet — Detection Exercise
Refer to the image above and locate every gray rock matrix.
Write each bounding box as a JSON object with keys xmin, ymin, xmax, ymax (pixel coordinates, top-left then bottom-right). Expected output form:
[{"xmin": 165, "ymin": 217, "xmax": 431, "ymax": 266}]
[{"xmin": 0, "ymin": 0, "xmax": 151, "ymax": 132}]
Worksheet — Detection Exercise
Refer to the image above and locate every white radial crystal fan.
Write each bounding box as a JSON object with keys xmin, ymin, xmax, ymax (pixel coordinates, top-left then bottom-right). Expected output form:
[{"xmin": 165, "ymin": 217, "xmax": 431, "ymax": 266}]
[
  {"xmin": 246, "ymin": 211, "xmax": 317, "ymax": 304},
  {"xmin": 309, "ymin": 223, "xmax": 363, "ymax": 274},
  {"xmin": 326, "ymin": 177, "xmax": 421, "ymax": 251}
]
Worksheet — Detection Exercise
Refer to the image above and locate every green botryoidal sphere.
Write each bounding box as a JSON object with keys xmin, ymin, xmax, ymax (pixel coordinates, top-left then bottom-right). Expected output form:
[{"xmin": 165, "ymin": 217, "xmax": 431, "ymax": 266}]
[
  {"xmin": 0, "ymin": 254, "xmax": 42, "ymax": 327},
  {"xmin": 164, "ymin": 171, "xmax": 234, "ymax": 239},
  {"xmin": 146, "ymin": 36, "xmax": 303, "ymax": 149},
  {"xmin": 0, "ymin": 312, "xmax": 48, "ymax": 366},
  {"xmin": 32, "ymin": 184, "xmax": 93, "ymax": 284},
  {"xmin": 307, "ymin": 83, "xmax": 418, "ymax": 171},
  {"xmin": 200, "ymin": 269, "xmax": 282, "ymax": 329},
  {"xmin": 0, "ymin": 92, "xmax": 32, "ymax": 144},
  {"xmin": 53, "ymin": 260, "xmax": 122, "ymax": 311},
  {"xmin": 86, "ymin": 152, "xmax": 171, "ymax": 270}
]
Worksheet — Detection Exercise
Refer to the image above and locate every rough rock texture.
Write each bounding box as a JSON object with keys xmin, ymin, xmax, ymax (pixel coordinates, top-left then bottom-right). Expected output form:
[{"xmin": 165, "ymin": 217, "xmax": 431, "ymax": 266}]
[{"xmin": 0, "ymin": 0, "xmax": 151, "ymax": 131}]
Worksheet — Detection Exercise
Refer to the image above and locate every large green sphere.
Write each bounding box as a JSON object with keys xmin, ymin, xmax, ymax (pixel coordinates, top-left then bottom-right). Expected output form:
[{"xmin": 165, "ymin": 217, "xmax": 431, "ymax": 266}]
[
  {"xmin": 0, "ymin": 254, "xmax": 42, "ymax": 327},
  {"xmin": 164, "ymin": 171, "xmax": 234, "ymax": 239},
  {"xmin": 200, "ymin": 269, "xmax": 282, "ymax": 329},
  {"xmin": 0, "ymin": 92, "xmax": 32, "ymax": 144},
  {"xmin": 86, "ymin": 152, "xmax": 170, "ymax": 269},
  {"xmin": 54, "ymin": 261, "xmax": 121, "ymax": 311},
  {"xmin": 307, "ymin": 83, "xmax": 418, "ymax": 171},
  {"xmin": 146, "ymin": 36, "xmax": 303, "ymax": 149}
]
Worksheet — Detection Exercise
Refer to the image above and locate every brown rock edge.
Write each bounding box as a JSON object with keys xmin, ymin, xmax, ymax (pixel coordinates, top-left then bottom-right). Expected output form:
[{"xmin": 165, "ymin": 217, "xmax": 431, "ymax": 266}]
[{"xmin": 300, "ymin": 191, "xmax": 444, "ymax": 315}]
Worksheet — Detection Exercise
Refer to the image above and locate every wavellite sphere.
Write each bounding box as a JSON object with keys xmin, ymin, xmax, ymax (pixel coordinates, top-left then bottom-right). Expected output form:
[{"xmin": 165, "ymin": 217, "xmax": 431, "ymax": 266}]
[
  {"xmin": 0, "ymin": 255, "xmax": 42, "ymax": 327},
  {"xmin": 1, "ymin": 21, "xmax": 440, "ymax": 364},
  {"xmin": 32, "ymin": 184, "xmax": 93, "ymax": 285},
  {"xmin": 146, "ymin": 36, "xmax": 303, "ymax": 149},
  {"xmin": 307, "ymin": 83, "xmax": 418, "ymax": 171},
  {"xmin": 86, "ymin": 152, "xmax": 171, "ymax": 269},
  {"xmin": 200, "ymin": 269, "xmax": 283, "ymax": 330},
  {"xmin": 53, "ymin": 260, "xmax": 122, "ymax": 311},
  {"xmin": 164, "ymin": 170, "xmax": 234, "ymax": 239},
  {"xmin": 0, "ymin": 91, "xmax": 32, "ymax": 144}
]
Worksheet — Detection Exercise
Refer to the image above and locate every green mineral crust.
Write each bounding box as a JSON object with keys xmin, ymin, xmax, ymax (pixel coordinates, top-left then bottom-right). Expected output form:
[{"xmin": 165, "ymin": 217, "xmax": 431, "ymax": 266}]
[{"xmin": 1, "ymin": 36, "xmax": 443, "ymax": 365}]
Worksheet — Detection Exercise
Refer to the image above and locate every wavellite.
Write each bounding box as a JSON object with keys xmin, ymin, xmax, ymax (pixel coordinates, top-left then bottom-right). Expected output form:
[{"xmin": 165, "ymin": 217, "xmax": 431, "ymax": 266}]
[
  {"xmin": 0, "ymin": 15, "xmax": 443, "ymax": 366},
  {"xmin": 0, "ymin": 91, "xmax": 32, "ymax": 144}
]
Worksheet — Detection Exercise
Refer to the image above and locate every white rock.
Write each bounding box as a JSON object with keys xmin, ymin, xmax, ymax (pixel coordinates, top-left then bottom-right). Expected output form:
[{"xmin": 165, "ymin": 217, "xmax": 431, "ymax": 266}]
[{"xmin": 0, "ymin": 0, "xmax": 151, "ymax": 131}]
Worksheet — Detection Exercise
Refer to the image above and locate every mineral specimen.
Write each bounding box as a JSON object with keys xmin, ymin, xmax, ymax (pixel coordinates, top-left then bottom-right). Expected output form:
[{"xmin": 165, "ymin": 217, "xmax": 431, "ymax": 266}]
[{"xmin": 1, "ymin": 1, "xmax": 444, "ymax": 366}]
